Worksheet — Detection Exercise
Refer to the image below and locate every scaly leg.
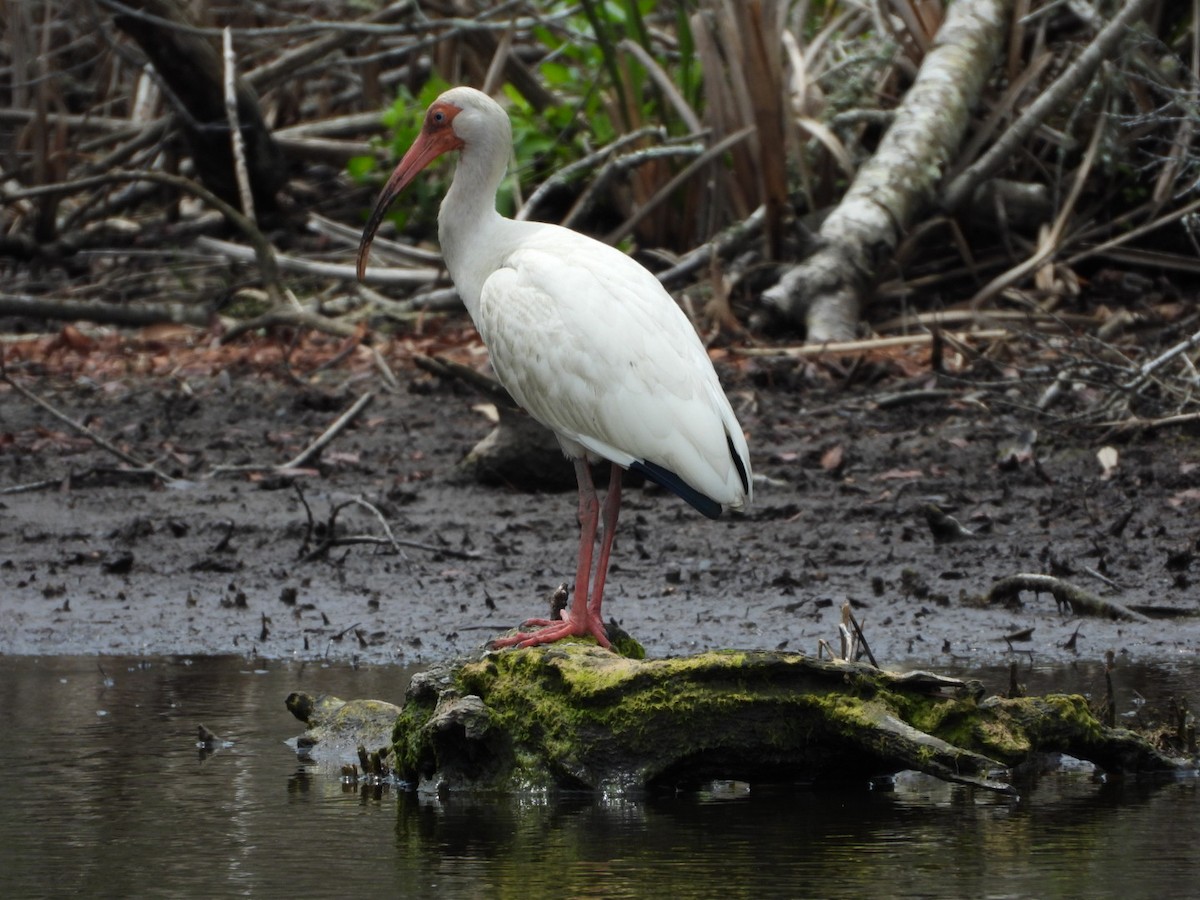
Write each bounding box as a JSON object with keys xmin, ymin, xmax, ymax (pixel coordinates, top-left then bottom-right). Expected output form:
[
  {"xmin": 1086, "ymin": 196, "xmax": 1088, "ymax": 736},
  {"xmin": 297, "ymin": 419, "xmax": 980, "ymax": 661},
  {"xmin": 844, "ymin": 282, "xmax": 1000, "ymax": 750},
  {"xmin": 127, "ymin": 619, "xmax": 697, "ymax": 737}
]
[
  {"xmin": 588, "ymin": 462, "xmax": 622, "ymax": 621},
  {"xmin": 491, "ymin": 458, "xmax": 612, "ymax": 649}
]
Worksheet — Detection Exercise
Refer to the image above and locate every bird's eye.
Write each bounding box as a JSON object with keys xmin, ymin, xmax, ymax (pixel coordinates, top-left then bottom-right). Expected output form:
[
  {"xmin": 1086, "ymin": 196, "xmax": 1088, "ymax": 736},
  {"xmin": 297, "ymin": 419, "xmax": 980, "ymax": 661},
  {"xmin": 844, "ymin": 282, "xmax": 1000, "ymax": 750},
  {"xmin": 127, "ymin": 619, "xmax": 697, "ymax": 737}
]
[{"xmin": 431, "ymin": 110, "xmax": 444, "ymax": 124}]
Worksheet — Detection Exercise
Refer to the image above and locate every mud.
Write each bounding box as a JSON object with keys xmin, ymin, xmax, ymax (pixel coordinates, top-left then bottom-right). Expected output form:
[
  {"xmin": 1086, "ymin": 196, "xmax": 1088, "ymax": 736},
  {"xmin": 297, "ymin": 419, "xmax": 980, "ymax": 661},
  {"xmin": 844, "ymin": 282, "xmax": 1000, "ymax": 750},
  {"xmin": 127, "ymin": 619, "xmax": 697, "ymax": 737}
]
[{"xmin": 1, "ymin": 334, "xmax": 1197, "ymax": 669}]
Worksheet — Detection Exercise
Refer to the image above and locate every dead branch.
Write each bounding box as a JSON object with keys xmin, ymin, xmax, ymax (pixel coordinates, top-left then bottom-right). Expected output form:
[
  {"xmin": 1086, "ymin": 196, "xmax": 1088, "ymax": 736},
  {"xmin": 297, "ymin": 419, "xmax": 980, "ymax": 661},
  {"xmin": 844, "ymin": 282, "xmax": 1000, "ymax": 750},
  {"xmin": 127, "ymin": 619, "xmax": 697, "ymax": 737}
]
[
  {"xmin": 515, "ymin": 126, "xmax": 668, "ymax": 223},
  {"xmin": 345, "ymin": 495, "xmax": 405, "ymax": 556},
  {"xmin": 243, "ymin": 0, "xmax": 417, "ymax": 92},
  {"xmin": 563, "ymin": 142, "xmax": 704, "ymax": 233},
  {"xmin": 0, "ymin": 292, "xmax": 211, "ymax": 327},
  {"xmin": 7, "ymin": 170, "xmax": 285, "ymax": 307},
  {"xmin": 218, "ymin": 306, "xmax": 363, "ymax": 343},
  {"xmin": 967, "ymin": 97, "xmax": 1107, "ymax": 309},
  {"xmin": 297, "ymin": 492, "xmax": 485, "ymax": 563},
  {"xmin": 305, "ymin": 213, "xmax": 444, "ymax": 267},
  {"xmin": 657, "ymin": 205, "xmax": 766, "ymax": 289},
  {"xmin": 206, "ymin": 391, "xmax": 373, "ymax": 480},
  {"xmin": 762, "ymin": 0, "xmax": 1012, "ymax": 342},
  {"xmin": 1099, "ymin": 410, "xmax": 1200, "ymax": 433},
  {"xmin": 221, "ymin": 27, "xmax": 256, "ymax": 224},
  {"xmin": 735, "ymin": 329, "xmax": 1011, "ymax": 358},
  {"xmin": 988, "ymin": 573, "xmax": 1151, "ymax": 623},
  {"xmin": 1121, "ymin": 323, "xmax": 1200, "ymax": 393},
  {"xmin": 194, "ymin": 235, "xmax": 441, "ymax": 287},
  {"xmin": 943, "ymin": 0, "xmax": 1159, "ymax": 211},
  {"xmin": 412, "ymin": 353, "xmax": 517, "ymax": 407},
  {"xmin": 0, "ymin": 365, "xmax": 173, "ymax": 483},
  {"xmin": 604, "ymin": 128, "xmax": 755, "ymax": 246},
  {"xmin": 280, "ymin": 391, "xmax": 374, "ymax": 471}
]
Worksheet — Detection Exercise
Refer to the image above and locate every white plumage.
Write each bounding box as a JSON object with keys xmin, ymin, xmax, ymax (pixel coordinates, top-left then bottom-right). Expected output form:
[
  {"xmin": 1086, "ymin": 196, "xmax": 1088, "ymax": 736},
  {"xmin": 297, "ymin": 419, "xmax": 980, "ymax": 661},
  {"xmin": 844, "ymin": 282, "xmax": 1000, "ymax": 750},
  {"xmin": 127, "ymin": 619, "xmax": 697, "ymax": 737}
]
[{"xmin": 358, "ymin": 86, "xmax": 751, "ymax": 650}]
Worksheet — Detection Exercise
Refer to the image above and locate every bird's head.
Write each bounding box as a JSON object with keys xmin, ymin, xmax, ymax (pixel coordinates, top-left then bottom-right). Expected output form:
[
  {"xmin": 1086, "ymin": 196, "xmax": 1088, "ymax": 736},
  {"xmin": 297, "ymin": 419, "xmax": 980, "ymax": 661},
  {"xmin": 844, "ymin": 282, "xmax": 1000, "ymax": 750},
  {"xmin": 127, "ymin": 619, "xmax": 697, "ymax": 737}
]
[{"xmin": 356, "ymin": 87, "xmax": 509, "ymax": 280}]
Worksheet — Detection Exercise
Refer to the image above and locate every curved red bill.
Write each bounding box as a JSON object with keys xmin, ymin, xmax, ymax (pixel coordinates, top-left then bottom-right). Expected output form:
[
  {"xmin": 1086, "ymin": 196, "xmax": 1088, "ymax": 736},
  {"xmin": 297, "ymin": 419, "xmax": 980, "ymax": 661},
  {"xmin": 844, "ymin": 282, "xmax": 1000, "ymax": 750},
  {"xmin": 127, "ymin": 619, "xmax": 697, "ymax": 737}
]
[{"xmin": 356, "ymin": 107, "xmax": 464, "ymax": 281}]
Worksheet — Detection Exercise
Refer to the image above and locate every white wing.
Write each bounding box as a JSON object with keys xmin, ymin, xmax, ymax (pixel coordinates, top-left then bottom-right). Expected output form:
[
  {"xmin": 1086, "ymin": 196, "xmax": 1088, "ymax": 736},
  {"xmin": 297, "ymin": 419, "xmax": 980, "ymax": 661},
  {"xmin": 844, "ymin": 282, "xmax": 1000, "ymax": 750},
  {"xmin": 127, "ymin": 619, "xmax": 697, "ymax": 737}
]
[{"xmin": 475, "ymin": 223, "xmax": 750, "ymax": 510}]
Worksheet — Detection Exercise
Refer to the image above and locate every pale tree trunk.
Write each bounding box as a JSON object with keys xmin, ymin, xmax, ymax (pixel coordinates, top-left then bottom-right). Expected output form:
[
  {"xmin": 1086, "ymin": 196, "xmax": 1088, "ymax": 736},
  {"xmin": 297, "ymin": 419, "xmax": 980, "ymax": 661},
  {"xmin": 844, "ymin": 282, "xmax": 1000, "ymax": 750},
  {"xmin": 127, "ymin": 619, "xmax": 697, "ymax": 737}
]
[{"xmin": 762, "ymin": 0, "xmax": 1013, "ymax": 342}]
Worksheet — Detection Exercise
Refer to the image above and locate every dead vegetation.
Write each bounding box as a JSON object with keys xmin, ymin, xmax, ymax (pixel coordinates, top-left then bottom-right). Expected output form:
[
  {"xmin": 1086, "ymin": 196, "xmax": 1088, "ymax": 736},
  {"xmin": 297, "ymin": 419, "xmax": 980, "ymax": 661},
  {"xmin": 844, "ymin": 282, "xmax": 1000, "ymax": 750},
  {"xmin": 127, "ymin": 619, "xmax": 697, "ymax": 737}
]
[{"xmin": 1, "ymin": 2, "xmax": 1198, "ymax": 432}]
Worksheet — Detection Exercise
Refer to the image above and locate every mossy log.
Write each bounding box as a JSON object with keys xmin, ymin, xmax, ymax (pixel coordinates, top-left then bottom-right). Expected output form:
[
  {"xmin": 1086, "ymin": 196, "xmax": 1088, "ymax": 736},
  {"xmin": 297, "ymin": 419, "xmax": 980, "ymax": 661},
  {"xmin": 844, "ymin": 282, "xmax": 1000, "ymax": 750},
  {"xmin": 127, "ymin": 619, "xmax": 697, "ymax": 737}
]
[{"xmin": 287, "ymin": 645, "xmax": 1191, "ymax": 796}]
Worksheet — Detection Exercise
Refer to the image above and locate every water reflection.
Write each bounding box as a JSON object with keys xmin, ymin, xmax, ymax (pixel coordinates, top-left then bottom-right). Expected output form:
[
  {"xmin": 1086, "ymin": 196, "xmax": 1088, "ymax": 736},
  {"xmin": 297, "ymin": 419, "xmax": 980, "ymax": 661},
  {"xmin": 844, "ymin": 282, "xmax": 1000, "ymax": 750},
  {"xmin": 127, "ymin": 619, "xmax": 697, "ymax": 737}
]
[{"xmin": 0, "ymin": 655, "xmax": 1195, "ymax": 899}]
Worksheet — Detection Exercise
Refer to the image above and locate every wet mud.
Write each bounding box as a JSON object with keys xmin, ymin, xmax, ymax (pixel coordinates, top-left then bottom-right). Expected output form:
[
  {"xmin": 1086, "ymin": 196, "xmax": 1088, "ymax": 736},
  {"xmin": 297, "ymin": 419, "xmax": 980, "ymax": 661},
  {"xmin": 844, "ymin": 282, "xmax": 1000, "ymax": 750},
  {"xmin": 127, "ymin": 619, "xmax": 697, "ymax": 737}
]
[{"xmin": 2, "ymin": 337, "xmax": 1197, "ymax": 669}]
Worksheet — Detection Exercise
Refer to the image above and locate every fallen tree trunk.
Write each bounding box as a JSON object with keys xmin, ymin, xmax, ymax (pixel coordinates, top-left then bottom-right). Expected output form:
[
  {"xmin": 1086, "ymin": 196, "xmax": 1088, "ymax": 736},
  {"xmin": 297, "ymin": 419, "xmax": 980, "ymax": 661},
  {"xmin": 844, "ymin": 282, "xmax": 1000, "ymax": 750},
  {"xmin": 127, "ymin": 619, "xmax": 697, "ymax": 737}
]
[
  {"xmin": 286, "ymin": 644, "xmax": 1191, "ymax": 796},
  {"xmin": 761, "ymin": 0, "xmax": 1012, "ymax": 341}
]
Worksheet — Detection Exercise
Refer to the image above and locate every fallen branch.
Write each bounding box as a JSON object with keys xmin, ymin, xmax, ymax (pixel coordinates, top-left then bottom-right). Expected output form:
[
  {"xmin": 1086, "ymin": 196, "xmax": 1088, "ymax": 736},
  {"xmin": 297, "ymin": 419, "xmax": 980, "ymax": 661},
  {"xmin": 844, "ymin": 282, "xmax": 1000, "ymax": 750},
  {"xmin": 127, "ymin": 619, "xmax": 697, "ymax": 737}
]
[
  {"xmin": 515, "ymin": 125, "xmax": 668, "ymax": 223},
  {"xmin": 1120, "ymin": 323, "xmax": 1200, "ymax": 393},
  {"xmin": 966, "ymin": 97, "xmax": 1107, "ymax": 309},
  {"xmin": 302, "ymin": 532, "xmax": 485, "ymax": 563},
  {"xmin": 988, "ymin": 573, "xmax": 1151, "ymax": 623},
  {"xmin": 222, "ymin": 26, "xmax": 256, "ymax": 224},
  {"xmin": 195, "ymin": 235, "xmax": 442, "ymax": 286},
  {"xmin": 299, "ymin": 494, "xmax": 407, "ymax": 563},
  {"xmin": 207, "ymin": 391, "xmax": 373, "ymax": 478},
  {"xmin": 656, "ymin": 205, "xmax": 766, "ymax": 289},
  {"xmin": 942, "ymin": 0, "xmax": 1159, "ymax": 211},
  {"xmin": 281, "ymin": 391, "xmax": 374, "ymax": 471},
  {"xmin": 305, "ymin": 213, "xmax": 444, "ymax": 267},
  {"xmin": 218, "ymin": 305, "xmax": 365, "ymax": 343},
  {"xmin": 1096, "ymin": 410, "xmax": 1200, "ymax": 433},
  {"xmin": 734, "ymin": 328, "xmax": 1010, "ymax": 358},
  {"xmin": 603, "ymin": 128, "xmax": 755, "ymax": 246},
  {"xmin": 8, "ymin": 170, "xmax": 286, "ymax": 307},
  {"xmin": 1, "ymin": 365, "xmax": 174, "ymax": 483},
  {"xmin": 762, "ymin": 0, "xmax": 1013, "ymax": 341},
  {"xmin": 243, "ymin": 0, "xmax": 418, "ymax": 92},
  {"xmin": 297, "ymin": 490, "xmax": 485, "ymax": 563},
  {"xmin": 0, "ymin": 292, "xmax": 211, "ymax": 327},
  {"xmin": 412, "ymin": 353, "xmax": 516, "ymax": 406}
]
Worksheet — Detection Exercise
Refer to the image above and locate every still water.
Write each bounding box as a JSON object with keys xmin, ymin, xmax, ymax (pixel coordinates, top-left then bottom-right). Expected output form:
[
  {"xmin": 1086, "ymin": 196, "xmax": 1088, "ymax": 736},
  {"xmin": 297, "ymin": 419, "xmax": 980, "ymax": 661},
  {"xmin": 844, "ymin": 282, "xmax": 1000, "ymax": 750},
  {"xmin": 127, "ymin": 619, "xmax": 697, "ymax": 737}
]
[{"xmin": 0, "ymin": 654, "xmax": 1196, "ymax": 899}]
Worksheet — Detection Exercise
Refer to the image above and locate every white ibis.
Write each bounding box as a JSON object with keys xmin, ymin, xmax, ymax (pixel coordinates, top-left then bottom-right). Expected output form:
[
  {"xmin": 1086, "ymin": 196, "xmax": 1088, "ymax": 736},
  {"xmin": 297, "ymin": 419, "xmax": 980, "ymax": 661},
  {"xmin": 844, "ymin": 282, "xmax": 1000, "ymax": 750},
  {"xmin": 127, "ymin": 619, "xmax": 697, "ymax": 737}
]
[{"xmin": 357, "ymin": 87, "xmax": 752, "ymax": 650}]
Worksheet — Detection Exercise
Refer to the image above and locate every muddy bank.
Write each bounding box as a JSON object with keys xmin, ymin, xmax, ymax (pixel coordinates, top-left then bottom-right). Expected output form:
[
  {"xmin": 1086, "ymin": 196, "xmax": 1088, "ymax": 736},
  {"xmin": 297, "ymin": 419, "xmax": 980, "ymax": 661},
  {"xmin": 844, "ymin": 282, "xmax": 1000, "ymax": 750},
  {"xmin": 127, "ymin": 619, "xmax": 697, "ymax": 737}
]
[{"xmin": 1, "ymin": 333, "xmax": 1197, "ymax": 669}]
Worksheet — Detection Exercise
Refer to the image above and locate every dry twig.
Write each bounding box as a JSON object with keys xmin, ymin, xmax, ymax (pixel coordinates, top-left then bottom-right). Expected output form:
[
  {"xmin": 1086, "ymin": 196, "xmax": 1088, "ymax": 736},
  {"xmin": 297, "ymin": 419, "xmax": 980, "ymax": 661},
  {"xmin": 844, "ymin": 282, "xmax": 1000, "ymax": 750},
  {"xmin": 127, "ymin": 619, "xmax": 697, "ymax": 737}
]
[{"xmin": 1, "ymin": 363, "xmax": 173, "ymax": 483}]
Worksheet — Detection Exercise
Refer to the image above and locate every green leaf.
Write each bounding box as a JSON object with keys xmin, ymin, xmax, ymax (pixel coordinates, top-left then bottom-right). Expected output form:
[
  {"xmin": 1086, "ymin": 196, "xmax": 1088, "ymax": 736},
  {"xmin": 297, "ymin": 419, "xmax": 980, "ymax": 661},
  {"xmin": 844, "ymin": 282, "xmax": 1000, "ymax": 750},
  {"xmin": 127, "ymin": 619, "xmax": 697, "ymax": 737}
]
[{"xmin": 346, "ymin": 155, "xmax": 377, "ymax": 183}]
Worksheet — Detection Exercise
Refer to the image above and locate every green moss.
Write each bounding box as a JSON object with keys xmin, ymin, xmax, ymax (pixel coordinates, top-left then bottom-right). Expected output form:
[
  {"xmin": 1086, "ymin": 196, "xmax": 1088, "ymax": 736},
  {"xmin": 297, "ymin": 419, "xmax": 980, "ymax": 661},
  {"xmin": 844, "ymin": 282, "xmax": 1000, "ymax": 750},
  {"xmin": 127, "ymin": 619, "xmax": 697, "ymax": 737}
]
[
  {"xmin": 394, "ymin": 646, "xmax": 1186, "ymax": 793},
  {"xmin": 431, "ymin": 647, "xmax": 874, "ymax": 786},
  {"xmin": 391, "ymin": 694, "xmax": 437, "ymax": 782},
  {"xmin": 370, "ymin": 648, "xmax": 1185, "ymax": 792}
]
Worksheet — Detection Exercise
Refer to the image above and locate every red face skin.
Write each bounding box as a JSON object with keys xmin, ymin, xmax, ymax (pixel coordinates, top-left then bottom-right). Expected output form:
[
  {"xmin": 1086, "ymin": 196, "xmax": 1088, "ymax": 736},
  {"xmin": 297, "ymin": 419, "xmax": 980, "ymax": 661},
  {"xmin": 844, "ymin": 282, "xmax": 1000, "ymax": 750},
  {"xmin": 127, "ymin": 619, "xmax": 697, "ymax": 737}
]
[{"xmin": 356, "ymin": 101, "xmax": 464, "ymax": 280}]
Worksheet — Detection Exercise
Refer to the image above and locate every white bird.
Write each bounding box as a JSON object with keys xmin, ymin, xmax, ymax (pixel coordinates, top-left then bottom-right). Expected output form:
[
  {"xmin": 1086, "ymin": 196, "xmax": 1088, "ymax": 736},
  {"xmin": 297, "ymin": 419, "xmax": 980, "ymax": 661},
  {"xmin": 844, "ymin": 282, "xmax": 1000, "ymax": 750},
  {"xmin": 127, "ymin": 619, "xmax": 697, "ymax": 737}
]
[{"xmin": 357, "ymin": 86, "xmax": 751, "ymax": 650}]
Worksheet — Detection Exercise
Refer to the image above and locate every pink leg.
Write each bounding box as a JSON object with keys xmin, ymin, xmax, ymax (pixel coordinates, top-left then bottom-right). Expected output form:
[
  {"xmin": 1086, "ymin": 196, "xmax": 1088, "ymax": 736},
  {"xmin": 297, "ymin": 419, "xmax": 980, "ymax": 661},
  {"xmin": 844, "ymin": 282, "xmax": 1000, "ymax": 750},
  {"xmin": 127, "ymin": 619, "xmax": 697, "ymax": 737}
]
[
  {"xmin": 567, "ymin": 457, "xmax": 599, "ymax": 624},
  {"xmin": 588, "ymin": 463, "xmax": 623, "ymax": 620},
  {"xmin": 491, "ymin": 458, "xmax": 612, "ymax": 650}
]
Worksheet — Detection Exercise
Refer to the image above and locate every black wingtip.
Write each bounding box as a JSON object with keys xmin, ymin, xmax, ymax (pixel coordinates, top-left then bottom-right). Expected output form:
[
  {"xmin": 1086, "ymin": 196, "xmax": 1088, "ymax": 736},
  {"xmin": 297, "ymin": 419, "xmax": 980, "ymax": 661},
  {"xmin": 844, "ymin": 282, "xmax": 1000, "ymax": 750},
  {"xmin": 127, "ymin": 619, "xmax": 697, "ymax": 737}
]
[
  {"xmin": 728, "ymin": 432, "xmax": 750, "ymax": 495},
  {"xmin": 630, "ymin": 460, "xmax": 722, "ymax": 519}
]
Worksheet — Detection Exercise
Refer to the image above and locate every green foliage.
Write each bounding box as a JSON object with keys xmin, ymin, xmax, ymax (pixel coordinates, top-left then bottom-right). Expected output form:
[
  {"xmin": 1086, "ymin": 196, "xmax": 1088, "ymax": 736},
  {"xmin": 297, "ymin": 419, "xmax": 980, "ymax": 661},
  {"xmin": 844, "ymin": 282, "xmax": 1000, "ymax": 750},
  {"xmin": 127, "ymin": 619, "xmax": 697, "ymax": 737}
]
[
  {"xmin": 350, "ymin": 77, "xmax": 454, "ymax": 234},
  {"xmin": 353, "ymin": 1, "xmax": 706, "ymax": 235}
]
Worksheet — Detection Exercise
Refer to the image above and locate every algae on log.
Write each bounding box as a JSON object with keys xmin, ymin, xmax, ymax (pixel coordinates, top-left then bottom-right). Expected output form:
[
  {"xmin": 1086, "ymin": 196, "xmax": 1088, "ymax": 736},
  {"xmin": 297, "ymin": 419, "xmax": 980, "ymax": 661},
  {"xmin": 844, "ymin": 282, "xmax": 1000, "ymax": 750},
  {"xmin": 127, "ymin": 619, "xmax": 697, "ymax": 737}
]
[
  {"xmin": 390, "ymin": 646, "xmax": 1172, "ymax": 795},
  {"xmin": 285, "ymin": 691, "xmax": 402, "ymax": 766},
  {"xmin": 287, "ymin": 647, "xmax": 1192, "ymax": 795}
]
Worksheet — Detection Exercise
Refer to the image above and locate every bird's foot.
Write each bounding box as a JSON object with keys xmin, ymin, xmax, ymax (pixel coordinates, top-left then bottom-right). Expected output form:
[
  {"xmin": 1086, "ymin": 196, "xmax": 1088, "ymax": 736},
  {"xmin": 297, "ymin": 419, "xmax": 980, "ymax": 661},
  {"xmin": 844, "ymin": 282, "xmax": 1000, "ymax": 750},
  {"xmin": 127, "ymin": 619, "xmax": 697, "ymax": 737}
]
[{"xmin": 490, "ymin": 612, "xmax": 611, "ymax": 650}]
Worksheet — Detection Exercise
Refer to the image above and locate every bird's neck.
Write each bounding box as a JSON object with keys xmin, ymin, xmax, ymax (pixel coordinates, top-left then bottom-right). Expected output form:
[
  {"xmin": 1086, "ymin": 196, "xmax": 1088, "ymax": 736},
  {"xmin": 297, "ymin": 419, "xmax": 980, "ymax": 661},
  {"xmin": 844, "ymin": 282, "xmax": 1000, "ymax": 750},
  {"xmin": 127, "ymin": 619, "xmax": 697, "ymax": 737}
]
[{"xmin": 438, "ymin": 137, "xmax": 511, "ymax": 318}]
